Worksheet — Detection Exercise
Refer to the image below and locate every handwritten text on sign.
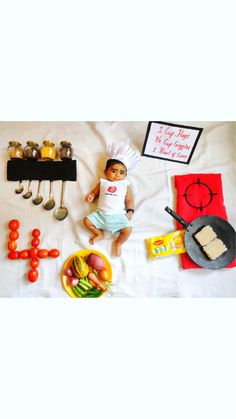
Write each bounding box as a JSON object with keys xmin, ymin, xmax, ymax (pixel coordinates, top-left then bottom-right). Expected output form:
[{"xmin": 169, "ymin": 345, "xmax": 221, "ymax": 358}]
[{"xmin": 142, "ymin": 122, "xmax": 203, "ymax": 164}]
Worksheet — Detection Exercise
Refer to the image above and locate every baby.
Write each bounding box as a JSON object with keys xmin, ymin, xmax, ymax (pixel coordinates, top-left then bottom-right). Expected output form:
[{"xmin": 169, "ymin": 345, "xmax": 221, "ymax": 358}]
[{"xmin": 84, "ymin": 143, "xmax": 140, "ymax": 256}]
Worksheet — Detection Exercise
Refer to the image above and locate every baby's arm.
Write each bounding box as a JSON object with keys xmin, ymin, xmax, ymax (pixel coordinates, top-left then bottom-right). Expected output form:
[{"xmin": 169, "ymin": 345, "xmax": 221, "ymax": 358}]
[
  {"xmin": 85, "ymin": 183, "xmax": 100, "ymax": 203},
  {"xmin": 125, "ymin": 186, "xmax": 134, "ymax": 220}
]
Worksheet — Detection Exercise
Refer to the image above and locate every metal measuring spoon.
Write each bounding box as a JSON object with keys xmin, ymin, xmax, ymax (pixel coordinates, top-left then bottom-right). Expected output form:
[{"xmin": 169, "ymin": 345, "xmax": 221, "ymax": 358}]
[
  {"xmin": 54, "ymin": 181, "xmax": 68, "ymax": 221},
  {"xmin": 22, "ymin": 180, "xmax": 32, "ymax": 199},
  {"xmin": 43, "ymin": 180, "xmax": 55, "ymax": 210},
  {"xmin": 32, "ymin": 180, "xmax": 43, "ymax": 205},
  {"xmin": 15, "ymin": 180, "xmax": 24, "ymax": 194}
]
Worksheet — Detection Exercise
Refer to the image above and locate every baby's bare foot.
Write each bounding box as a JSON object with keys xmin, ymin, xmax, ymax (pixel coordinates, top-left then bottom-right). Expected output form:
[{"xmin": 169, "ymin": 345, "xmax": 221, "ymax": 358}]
[
  {"xmin": 112, "ymin": 241, "xmax": 122, "ymax": 257},
  {"xmin": 89, "ymin": 232, "xmax": 104, "ymax": 245}
]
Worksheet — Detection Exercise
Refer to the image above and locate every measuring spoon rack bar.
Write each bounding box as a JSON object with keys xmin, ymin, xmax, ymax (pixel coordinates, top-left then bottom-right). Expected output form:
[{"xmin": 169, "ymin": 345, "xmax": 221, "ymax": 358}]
[{"xmin": 7, "ymin": 160, "xmax": 77, "ymax": 181}]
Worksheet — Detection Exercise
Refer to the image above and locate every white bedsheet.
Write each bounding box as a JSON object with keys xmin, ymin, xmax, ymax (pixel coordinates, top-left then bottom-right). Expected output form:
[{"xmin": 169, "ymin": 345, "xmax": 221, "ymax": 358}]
[{"xmin": 0, "ymin": 121, "xmax": 235, "ymax": 298}]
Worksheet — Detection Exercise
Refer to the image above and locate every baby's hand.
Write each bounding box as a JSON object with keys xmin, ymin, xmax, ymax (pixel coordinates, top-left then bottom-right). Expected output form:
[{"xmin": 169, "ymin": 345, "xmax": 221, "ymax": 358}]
[{"xmin": 85, "ymin": 193, "xmax": 95, "ymax": 203}]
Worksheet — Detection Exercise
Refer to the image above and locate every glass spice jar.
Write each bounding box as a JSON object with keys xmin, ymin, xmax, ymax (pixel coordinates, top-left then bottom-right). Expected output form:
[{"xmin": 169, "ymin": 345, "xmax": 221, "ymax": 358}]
[
  {"xmin": 59, "ymin": 141, "xmax": 73, "ymax": 160},
  {"xmin": 8, "ymin": 141, "xmax": 24, "ymax": 159},
  {"xmin": 24, "ymin": 141, "xmax": 41, "ymax": 160},
  {"xmin": 40, "ymin": 140, "xmax": 57, "ymax": 160}
]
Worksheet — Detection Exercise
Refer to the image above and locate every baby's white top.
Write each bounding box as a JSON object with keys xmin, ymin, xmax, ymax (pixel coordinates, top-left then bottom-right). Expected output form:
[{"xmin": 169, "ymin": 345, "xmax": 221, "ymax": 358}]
[{"xmin": 97, "ymin": 178, "xmax": 130, "ymax": 215}]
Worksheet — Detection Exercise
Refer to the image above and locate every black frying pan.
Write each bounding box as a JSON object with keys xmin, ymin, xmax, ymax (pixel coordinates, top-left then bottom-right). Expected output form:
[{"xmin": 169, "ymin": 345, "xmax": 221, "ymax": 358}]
[{"xmin": 165, "ymin": 207, "xmax": 236, "ymax": 269}]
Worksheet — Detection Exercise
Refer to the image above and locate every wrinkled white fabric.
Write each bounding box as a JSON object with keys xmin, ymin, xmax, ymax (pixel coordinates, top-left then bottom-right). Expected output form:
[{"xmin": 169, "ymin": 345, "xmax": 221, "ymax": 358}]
[{"xmin": 0, "ymin": 121, "xmax": 235, "ymax": 298}]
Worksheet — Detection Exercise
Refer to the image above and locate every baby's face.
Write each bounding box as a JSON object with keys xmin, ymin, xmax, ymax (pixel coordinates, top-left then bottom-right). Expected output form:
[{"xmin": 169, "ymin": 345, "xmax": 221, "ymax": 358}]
[{"xmin": 104, "ymin": 163, "xmax": 127, "ymax": 182}]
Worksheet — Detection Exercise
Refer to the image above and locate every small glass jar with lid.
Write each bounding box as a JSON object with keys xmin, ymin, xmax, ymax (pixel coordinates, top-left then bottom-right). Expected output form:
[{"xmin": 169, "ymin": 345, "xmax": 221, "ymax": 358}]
[
  {"xmin": 40, "ymin": 140, "xmax": 57, "ymax": 160},
  {"xmin": 8, "ymin": 141, "xmax": 24, "ymax": 159},
  {"xmin": 24, "ymin": 141, "xmax": 41, "ymax": 160},
  {"xmin": 59, "ymin": 140, "xmax": 73, "ymax": 160}
]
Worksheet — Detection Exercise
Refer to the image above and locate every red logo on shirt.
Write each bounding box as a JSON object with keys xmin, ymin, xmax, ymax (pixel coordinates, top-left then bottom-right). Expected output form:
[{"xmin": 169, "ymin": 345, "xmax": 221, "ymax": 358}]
[{"xmin": 108, "ymin": 186, "xmax": 117, "ymax": 193}]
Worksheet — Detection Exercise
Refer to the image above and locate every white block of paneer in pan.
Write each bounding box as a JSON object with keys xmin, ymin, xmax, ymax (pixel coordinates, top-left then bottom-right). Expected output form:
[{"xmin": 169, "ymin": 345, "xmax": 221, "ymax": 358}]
[
  {"xmin": 194, "ymin": 225, "xmax": 217, "ymax": 246},
  {"xmin": 203, "ymin": 238, "xmax": 228, "ymax": 260}
]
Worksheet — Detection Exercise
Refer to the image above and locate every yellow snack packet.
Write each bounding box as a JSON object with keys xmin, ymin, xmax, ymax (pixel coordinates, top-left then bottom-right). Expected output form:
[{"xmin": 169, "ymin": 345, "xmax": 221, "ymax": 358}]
[{"xmin": 146, "ymin": 229, "xmax": 186, "ymax": 259}]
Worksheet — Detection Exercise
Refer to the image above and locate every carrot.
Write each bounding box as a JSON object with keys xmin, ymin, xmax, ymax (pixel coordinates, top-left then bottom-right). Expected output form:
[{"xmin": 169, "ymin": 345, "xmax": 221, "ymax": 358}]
[
  {"xmin": 88, "ymin": 278, "xmax": 97, "ymax": 288},
  {"xmin": 88, "ymin": 278, "xmax": 104, "ymax": 291},
  {"xmin": 93, "ymin": 269, "xmax": 113, "ymax": 296},
  {"xmin": 88, "ymin": 272, "xmax": 107, "ymax": 291}
]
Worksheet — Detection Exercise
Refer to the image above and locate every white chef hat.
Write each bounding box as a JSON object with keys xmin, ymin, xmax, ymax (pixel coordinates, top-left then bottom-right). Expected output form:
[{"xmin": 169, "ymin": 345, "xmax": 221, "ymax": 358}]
[{"xmin": 106, "ymin": 142, "xmax": 140, "ymax": 170}]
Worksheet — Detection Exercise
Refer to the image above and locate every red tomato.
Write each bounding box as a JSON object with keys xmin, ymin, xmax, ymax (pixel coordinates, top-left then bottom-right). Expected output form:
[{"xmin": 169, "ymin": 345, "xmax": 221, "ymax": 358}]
[
  {"xmin": 9, "ymin": 230, "xmax": 19, "ymax": 241},
  {"xmin": 32, "ymin": 228, "xmax": 41, "ymax": 238},
  {"xmin": 48, "ymin": 249, "xmax": 60, "ymax": 258},
  {"xmin": 28, "ymin": 269, "xmax": 39, "ymax": 282},
  {"xmin": 37, "ymin": 249, "xmax": 48, "ymax": 258},
  {"xmin": 19, "ymin": 249, "xmax": 30, "ymax": 259},
  {"xmin": 30, "ymin": 258, "xmax": 39, "ymax": 269},
  {"xmin": 99, "ymin": 268, "xmax": 109, "ymax": 282},
  {"xmin": 8, "ymin": 251, "xmax": 19, "ymax": 259},
  {"xmin": 29, "ymin": 248, "xmax": 38, "ymax": 259},
  {"xmin": 31, "ymin": 238, "xmax": 40, "ymax": 248},
  {"xmin": 8, "ymin": 219, "xmax": 20, "ymax": 230},
  {"xmin": 8, "ymin": 241, "xmax": 17, "ymax": 251}
]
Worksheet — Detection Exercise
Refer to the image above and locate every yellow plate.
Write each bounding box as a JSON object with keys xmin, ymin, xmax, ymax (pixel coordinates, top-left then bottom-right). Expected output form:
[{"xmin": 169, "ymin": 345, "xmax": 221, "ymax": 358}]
[{"xmin": 61, "ymin": 249, "xmax": 112, "ymax": 298}]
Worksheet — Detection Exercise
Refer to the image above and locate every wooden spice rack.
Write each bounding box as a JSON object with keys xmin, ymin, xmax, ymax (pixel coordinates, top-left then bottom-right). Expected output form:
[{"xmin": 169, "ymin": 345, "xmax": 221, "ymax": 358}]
[{"xmin": 7, "ymin": 160, "xmax": 77, "ymax": 181}]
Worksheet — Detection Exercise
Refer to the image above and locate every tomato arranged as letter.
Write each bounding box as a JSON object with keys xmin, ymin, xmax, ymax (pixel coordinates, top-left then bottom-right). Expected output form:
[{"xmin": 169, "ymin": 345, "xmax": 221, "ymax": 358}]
[
  {"xmin": 28, "ymin": 269, "xmax": 39, "ymax": 282},
  {"xmin": 31, "ymin": 238, "xmax": 40, "ymax": 248},
  {"xmin": 19, "ymin": 249, "xmax": 30, "ymax": 259},
  {"xmin": 30, "ymin": 259, "xmax": 39, "ymax": 269},
  {"xmin": 37, "ymin": 249, "xmax": 48, "ymax": 258},
  {"xmin": 8, "ymin": 241, "xmax": 17, "ymax": 251},
  {"xmin": 9, "ymin": 230, "xmax": 19, "ymax": 241},
  {"xmin": 8, "ymin": 219, "xmax": 20, "ymax": 230},
  {"xmin": 48, "ymin": 249, "xmax": 60, "ymax": 258},
  {"xmin": 8, "ymin": 251, "xmax": 19, "ymax": 259},
  {"xmin": 7, "ymin": 222, "xmax": 59, "ymax": 285},
  {"xmin": 29, "ymin": 248, "xmax": 38, "ymax": 259},
  {"xmin": 32, "ymin": 228, "xmax": 41, "ymax": 238}
]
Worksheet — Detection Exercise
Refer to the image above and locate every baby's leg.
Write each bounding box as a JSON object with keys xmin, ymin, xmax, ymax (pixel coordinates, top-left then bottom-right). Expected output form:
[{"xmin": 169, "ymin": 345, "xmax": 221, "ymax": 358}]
[
  {"xmin": 113, "ymin": 227, "xmax": 132, "ymax": 257},
  {"xmin": 83, "ymin": 217, "xmax": 104, "ymax": 244}
]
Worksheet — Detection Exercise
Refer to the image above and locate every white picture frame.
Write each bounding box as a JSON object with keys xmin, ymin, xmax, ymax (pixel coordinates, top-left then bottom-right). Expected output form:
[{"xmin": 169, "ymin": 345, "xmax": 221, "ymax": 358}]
[{"xmin": 142, "ymin": 121, "xmax": 203, "ymax": 164}]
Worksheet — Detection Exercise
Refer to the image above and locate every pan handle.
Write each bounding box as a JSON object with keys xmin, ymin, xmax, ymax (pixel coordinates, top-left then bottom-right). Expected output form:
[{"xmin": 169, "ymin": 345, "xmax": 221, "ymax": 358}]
[{"xmin": 164, "ymin": 206, "xmax": 189, "ymax": 229}]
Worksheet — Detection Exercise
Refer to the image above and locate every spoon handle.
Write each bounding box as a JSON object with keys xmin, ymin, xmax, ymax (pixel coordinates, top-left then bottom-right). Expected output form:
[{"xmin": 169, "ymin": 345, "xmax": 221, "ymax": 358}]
[
  {"xmin": 28, "ymin": 180, "xmax": 31, "ymax": 191},
  {"xmin": 49, "ymin": 180, "xmax": 53, "ymax": 199},
  {"xmin": 37, "ymin": 180, "xmax": 41, "ymax": 195},
  {"xmin": 60, "ymin": 181, "xmax": 65, "ymax": 206}
]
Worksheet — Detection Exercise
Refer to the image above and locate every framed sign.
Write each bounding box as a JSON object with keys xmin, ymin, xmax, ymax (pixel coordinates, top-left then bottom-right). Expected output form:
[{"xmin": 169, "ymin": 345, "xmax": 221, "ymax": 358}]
[{"xmin": 142, "ymin": 121, "xmax": 203, "ymax": 164}]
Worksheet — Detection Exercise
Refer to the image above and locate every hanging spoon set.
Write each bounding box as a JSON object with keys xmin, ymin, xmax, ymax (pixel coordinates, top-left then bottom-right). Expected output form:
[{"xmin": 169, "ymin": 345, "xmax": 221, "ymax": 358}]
[{"xmin": 7, "ymin": 140, "xmax": 77, "ymax": 221}]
